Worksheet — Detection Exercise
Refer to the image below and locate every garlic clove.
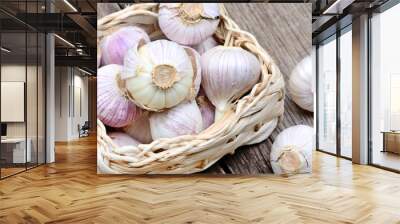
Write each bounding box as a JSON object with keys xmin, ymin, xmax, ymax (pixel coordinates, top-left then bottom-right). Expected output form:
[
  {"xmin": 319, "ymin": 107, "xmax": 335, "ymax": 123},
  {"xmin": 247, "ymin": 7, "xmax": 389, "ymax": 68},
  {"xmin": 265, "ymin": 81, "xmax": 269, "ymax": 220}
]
[
  {"xmin": 201, "ymin": 46, "xmax": 261, "ymax": 121},
  {"xmin": 109, "ymin": 132, "xmax": 140, "ymax": 147},
  {"xmin": 123, "ymin": 40, "xmax": 199, "ymax": 111},
  {"xmin": 288, "ymin": 56, "xmax": 314, "ymax": 112},
  {"xmin": 100, "ymin": 26, "xmax": 150, "ymax": 65},
  {"xmin": 193, "ymin": 36, "xmax": 219, "ymax": 55},
  {"xmin": 158, "ymin": 3, "xmax": 220, "ymax": 45},
  {"xmin": 149, "ymin": 101, "xmax": 203, "ymax": 140},
  {"xmin": 97, "ymin": 64, "xmax": 141, "ymax": 128},
  {"xmin": 270, "ymin": 125, "xmax": 314, "ymax": 175},
  {"xmin": 123, "ymin": 112, "xmax": 153, "ymax": 144},
  {"xmin": 196, "ymin": 95, "xmax": 215, "ymax": 130},
  {"xmin": 183, "ymin": 46, "xmax": 202, "ymax": 97}
]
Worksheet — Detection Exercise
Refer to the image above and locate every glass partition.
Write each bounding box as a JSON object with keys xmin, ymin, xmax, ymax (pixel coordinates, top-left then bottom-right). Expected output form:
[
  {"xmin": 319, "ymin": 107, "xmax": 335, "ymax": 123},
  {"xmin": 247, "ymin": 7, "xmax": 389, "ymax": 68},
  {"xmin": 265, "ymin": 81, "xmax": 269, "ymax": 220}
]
[
  {"xmin": 370, "ymin": 3, "xmax": 400, "ymax": 171},
  {"xmin": 339, "ymin": 27, "xmax": 352, "ymax": 158},
  {"xmin": 317, "ymin": 35, "xmax": 337, "ymax": 155}
]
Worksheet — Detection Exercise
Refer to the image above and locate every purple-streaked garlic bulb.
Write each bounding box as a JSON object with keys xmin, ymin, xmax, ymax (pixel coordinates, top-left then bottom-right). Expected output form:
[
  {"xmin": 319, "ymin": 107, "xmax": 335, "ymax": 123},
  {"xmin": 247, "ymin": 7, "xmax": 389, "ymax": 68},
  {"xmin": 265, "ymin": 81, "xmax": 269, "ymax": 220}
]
[
  {"xmin": 149, "ymin": 101, "xmax": 203, "ymax": 140},
  {"xmin": 123, "ymin": 112, "xmax": 153, "ymax": 144},
  {"xmin": 288, "ymin": 56, "xmax": 314, "ymax": 112},
  {"xmin": 193, "ymin": 36, "xmax": 218, "ymax": 55},
  {"xmin": 197, "ymin": 95, "xmax": 215, "ymax": 129},
  {"xmin": 100, "ymin": 26, "xmax": 150, "ymax": 65},
  {"xmin": 158, "ymin": 3, "xmax": 220, "ymax": 45},
  {"xmin": 122, "ymin": 40, "xmax": 201, "ymax": 111},
  {"xmin": 109, "ymin": 132, "xmax": 140, "ymax": 147},
  {"xmin": 97, "ymin": 64, "xmax": 141, "ymax": 127},
  {"xmin": 201, "ymin": 46, "xmax": 261, "ymax": 121}
]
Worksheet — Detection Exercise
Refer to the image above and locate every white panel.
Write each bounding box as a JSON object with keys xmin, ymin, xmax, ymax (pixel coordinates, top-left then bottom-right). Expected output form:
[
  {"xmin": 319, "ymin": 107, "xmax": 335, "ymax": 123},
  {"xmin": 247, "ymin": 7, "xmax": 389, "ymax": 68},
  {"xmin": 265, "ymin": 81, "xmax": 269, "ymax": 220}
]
[{"xmin": 1, "ymin": 82, "xmax": 25, "ymax": 122}]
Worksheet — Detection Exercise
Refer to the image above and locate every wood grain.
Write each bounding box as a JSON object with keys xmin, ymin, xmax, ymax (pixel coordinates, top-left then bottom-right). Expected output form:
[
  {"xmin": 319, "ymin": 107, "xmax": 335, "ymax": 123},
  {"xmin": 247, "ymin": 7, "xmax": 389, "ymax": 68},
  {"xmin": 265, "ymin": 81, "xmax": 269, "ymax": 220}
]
[
  {"xmin": 208, "ymin": 3, "xmax": 313, "ymax": 174},
  {"xmin": 1, "ymin": 135, "xmax": 400, "ymax": 223}
]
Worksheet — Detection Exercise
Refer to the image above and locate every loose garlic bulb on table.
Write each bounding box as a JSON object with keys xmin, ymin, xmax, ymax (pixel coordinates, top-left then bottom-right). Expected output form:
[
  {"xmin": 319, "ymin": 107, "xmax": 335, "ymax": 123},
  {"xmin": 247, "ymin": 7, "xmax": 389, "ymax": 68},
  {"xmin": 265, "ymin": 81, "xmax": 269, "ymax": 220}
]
[
  {"xmin": 100, "ymin": 26, "xmax": 150, "ymax": 65},
  {"xmin": 270, "ymin": 125, "xmax": 314, "ymax": 175},
  {"xmin": 149, "ymin": 101, "xmax": 203, "ymax": 140},
  {"xmin": 201, "ymin": 46, "xmax": 261, "ymax": 120},
  {"xmin": 97, "ymin": 64, "xmax": 141, "ymax": 127},
  {"xmin": 158, "ymin": 3, "xmax": 220, "ymax": 45},
  {"xmin": 122, "ymin": 40, "xmax": 201, "ymax": 111},
  {"xmin": 288, "ymin": 56, "xmax": 314, "ymax": 112}
]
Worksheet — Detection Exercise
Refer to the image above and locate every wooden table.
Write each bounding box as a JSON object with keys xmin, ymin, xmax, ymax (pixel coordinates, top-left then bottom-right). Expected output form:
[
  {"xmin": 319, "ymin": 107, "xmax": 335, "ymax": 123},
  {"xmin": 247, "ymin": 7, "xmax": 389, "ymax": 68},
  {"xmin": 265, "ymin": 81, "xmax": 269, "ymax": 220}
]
[{"xmin": 98, "ymin": 3, "xmax": 313, "ymax": 174}]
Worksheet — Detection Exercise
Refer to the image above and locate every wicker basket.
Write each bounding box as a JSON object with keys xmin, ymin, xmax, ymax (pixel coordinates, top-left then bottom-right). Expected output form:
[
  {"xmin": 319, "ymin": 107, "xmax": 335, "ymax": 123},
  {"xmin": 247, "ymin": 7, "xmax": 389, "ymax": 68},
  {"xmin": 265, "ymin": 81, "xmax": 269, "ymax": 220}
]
[{"xmin": 97, "ymin": 3, "xmax": 285, "ymax": 174}]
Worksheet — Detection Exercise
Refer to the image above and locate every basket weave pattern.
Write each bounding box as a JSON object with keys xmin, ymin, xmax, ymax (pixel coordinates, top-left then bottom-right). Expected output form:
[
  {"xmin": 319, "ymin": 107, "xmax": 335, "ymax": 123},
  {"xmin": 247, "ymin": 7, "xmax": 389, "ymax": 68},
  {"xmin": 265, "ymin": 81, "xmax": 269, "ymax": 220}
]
[{"xmin": 97, "ymin": 3, "xmax": 285, "ymax": 174}]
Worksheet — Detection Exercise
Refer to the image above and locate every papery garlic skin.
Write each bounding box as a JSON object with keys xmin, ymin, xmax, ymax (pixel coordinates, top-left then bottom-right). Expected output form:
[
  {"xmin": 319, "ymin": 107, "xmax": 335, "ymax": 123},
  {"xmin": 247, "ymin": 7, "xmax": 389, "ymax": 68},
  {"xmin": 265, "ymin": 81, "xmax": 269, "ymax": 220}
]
[
  {"xmin": 201, "ymin": 46, "xmax": 261, "ymax": 120},
  {"xmin": 288, "ymin": 56, "xmax": 314, "ymax": 112},
  {"xmin": 158, "ymin": 3, "xmax": 220, "ymax": 45},
  {"xmin": 149, "ymin": 101, "xmax": 203, "ymax": 140},
  {"xmin": 97, "ymin": 64, "xmax": 141, "ymax": 127},
  {"xmin": 270, "ymin": 125, "xmax": 314, "ymax": 175},
  {"xmin": 184, "ymin": 46, "xmax": 202, "ymax": 97},
  {"xmin": 193, "ymin": 37, "xmax": 218, "ymax": 55},
  {"xmin": 197, "ymin": 95, "xmax": 215, "ymax": 129},
  {"xmin": 123, "ymin": 40, "xmax": 200, "ymax": 111},
  {"xmin": 109, "ymin": 132, "xmax": 140, "ymax": 147},
  {"xmin": 100, "ymin": 26, "xmax": 150, "ymax": 65},
  {"xmin": 123, "ymin": 112, "xmax": 153, "ymax": 144}
]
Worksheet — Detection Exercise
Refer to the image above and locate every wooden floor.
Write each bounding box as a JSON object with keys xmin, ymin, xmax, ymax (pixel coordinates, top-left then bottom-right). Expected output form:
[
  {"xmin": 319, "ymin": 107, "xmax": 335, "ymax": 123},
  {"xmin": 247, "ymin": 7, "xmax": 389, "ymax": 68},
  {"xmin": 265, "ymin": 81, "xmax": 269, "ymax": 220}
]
[{"xmin": 0, "ymin": 135, "xmax": 399, "ymax": 223}]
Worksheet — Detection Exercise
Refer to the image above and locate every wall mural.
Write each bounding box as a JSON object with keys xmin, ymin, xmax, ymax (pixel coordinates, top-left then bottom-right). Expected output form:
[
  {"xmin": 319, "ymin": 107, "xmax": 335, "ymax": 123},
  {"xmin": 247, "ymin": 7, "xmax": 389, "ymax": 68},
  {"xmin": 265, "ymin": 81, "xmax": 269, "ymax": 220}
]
[{"xmin": 96, "ymin": 3, "xmax": 314, "ymax": 175}]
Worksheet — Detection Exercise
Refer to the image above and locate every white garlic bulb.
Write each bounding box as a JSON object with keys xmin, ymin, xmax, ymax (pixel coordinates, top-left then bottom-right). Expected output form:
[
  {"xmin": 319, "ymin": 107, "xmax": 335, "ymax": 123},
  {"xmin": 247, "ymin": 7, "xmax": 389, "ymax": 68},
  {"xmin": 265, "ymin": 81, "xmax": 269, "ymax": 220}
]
[
  {"xmin": 158, "ymin": 3, "xmax": 220, "ymax": 45},
  {"xmin": 270, "ymin": 125, "xmax": 314, "ymax": 175},
  {"xmin": 193, "ymin": 36, "xmax": 219, "ymax": 55},
  {"xmin": 109, "ymin": 132, "xmax": 140, "ymax": 147},
  {"xmin": 149, "ymin": 101, "xmax": 203, "ymax": 140},
  {"xmin": 288, "ymin": 56, "xmax": 314, "ymax": 112},
  {"xmin": 123, "ymin": 112, "xmax": 153, "ymax": 144},
  {"xmin": 97, "ymin": 64, "xmax": 141, "ymax": 128},
  {"xmin": 201, "ymin": 46, "xmax": 261, "ymax": 120},
  {"xmin": 100, "ymin": 26, "xmax": 150, "ymax": 65},
  {"xmin": 122, "ymin": 40, "xmax": 201, "ymax": 111}
]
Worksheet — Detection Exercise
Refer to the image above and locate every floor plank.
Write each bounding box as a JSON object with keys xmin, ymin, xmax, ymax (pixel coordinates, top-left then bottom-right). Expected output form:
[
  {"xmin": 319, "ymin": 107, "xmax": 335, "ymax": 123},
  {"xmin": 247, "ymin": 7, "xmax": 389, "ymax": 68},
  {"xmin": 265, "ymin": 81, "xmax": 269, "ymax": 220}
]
[{"xmin": 1, "ymin": 135, "xmax": 400, "ymax": 223}]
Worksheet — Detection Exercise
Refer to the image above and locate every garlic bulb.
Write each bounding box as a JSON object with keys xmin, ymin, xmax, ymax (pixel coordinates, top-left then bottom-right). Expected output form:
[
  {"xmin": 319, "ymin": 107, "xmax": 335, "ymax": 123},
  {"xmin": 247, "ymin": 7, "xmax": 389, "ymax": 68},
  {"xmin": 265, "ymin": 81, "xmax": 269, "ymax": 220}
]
[
  {"xmin": 288, "ymin": 56, "xmax": 314, "ymax": 112},
  {"xmin": 109, "ymin": 132, "xmax": 140, "ymax": 147},
  {"xmin": 97, "ymin": 64, "xmax": 141, "ymax": 127},
  {"xmin": 201, "ymin": 46, "xmax": 261, "ymax": 120},
  {"xmin": 197, "ymin": 95, "xmax": 215, "ymax": 129},
  {"xmin": 270, "ymin": 125, "xmax": 314, "ymax": 175},
  {"xmin": 123, "ymin": 112, "xmax": 153, "ymax": 144},
  {"xmin": 149, "ymin": 101, "xmax": 203, "ymax": 139},
  {"xmin": 158, "ymin": 3, "xmax": 220, "ymax": 45},
  {"xmin": 100, "ymin": 26, "xmax": 150, "ymax": 65},
  {"xmin": 123, "ymin": 40, "xmax": 200, "ymax": 111},
  {"xmin": 193, "ymin": 36, "xmax": 218, "ymax": 55}
]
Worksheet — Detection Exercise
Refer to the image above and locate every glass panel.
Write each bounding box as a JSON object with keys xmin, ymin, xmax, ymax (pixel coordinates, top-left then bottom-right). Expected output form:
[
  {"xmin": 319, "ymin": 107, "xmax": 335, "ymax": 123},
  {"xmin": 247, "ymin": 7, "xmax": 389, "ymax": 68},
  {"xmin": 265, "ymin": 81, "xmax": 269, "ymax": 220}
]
[
  {"xmin": 340, "ymin": 28, "xmax": 352, "ymax": 158},
  {"xmin": 38, "ymin": 32, "xmax": 45, "ymax": 165},
  {"xmin": 318, "ymin": 36, "xmax": 337, "ymax": 154},
  {"xmin": 27, "ymin": 31, "xmax": 38, "ymax": 169},
  {"xmin": 371, "ymin": 3, "xmax": 400, "ymax": 171},
  {"xmin": 1, "ymin": 31, "xmax": 27, "ymax": 177}
]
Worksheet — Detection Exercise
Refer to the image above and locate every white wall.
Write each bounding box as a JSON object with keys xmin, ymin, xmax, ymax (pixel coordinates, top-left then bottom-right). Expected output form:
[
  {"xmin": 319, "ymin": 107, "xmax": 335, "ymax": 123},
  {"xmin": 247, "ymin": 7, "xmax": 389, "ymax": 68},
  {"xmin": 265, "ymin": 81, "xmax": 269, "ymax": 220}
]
[{"xmin": 54, "ymin": 67, "xmax": 89, "ymax": 141}]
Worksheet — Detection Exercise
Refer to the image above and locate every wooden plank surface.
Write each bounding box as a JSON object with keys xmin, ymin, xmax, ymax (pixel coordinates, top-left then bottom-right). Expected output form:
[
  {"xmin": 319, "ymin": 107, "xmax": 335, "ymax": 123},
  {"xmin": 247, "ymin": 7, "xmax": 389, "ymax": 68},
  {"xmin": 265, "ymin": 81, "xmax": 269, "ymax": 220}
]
[
  {"xmin": 207, "ymin": 3, "xmax": 313, "ymax": 174},
  {"xmin": 97, "ymin": 3, "xmax": 313, "ymax": 174}
]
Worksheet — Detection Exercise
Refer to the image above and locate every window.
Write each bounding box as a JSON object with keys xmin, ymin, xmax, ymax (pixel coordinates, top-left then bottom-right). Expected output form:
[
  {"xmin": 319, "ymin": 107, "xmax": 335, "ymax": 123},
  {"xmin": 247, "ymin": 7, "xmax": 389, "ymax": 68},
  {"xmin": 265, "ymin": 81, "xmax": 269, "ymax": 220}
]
[{"xmin": 370, "ymin": 2, "xmax": 400, "ymax": 171}]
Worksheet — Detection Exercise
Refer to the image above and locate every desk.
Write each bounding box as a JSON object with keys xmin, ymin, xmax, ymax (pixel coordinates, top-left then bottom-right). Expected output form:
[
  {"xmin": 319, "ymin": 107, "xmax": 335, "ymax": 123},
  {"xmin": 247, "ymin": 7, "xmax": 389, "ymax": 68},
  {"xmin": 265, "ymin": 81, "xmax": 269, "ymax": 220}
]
[
  {"xmin": 382, "ymin": 131, "xmax": 400, "ymax": 154},
  {"xmin": 1, "ymin": 138, "xmax": 31, "ymax": 163}
]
